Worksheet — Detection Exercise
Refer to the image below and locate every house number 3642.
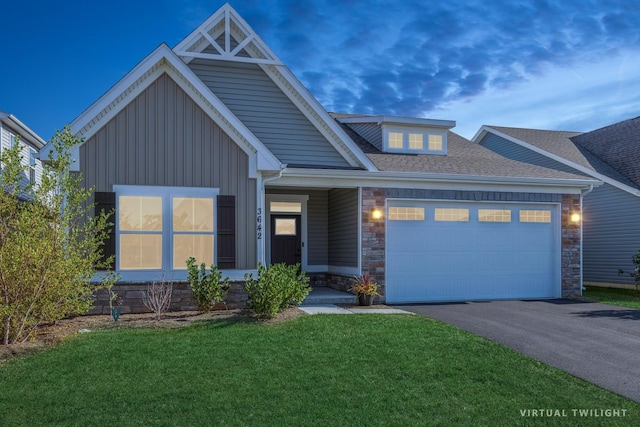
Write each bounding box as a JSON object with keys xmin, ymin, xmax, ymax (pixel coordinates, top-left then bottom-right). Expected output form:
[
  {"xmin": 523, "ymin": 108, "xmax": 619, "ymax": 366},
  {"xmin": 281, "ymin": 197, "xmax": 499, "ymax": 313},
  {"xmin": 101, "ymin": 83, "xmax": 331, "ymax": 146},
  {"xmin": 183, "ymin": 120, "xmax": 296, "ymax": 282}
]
[{"xmin": 256, "ymin": 208, "xmax": 262, "ymax": 239}]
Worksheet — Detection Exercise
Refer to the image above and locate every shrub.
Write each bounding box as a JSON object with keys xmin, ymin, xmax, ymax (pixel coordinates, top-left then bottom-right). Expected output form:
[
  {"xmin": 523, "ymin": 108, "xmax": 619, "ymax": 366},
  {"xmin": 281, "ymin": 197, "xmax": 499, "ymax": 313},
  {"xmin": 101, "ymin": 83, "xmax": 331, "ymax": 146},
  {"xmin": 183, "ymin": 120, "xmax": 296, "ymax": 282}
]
[
  {"xmin": 244, "ymin": 263, "xmax": 311, "ymax": 318},
  {"xmin": 186, "ymin": 258, "xmax": 229, "ymax": 312},
  {"xmin": 142, "ymin": 277, "xmax": 173, "ymax": 320},
  {"xmin": 0, "ymin": 128, "xmax": 114, "ymax": 344}
]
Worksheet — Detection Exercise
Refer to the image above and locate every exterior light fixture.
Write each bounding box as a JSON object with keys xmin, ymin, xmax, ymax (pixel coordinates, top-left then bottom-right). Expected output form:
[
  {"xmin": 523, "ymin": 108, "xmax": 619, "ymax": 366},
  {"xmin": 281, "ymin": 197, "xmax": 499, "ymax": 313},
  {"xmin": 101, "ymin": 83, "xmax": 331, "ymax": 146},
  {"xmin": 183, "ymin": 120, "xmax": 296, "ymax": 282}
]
[
  {"xmin": 570, "ymin": 213, "xmax": 581, "ymax": 223},
  {"xmin": 371, "ymin": 208, "xmax": 383, "ymax": 220}
]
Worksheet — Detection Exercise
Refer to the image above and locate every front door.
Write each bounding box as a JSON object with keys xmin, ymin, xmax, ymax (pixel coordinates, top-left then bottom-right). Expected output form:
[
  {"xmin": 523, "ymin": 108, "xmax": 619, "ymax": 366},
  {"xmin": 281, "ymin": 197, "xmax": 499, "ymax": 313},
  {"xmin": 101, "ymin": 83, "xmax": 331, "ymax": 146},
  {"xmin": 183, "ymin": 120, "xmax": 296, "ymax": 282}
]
[{"xmin": 270, "ymin": 215, "xmax": 301, "ymax": 265}]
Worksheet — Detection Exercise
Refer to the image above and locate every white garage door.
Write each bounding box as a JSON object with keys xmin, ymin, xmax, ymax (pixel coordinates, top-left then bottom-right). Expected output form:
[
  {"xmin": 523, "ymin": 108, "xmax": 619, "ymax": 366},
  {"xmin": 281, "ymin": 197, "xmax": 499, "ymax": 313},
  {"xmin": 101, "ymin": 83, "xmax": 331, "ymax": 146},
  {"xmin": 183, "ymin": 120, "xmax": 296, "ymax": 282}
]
[{"xmin": 386, "ymin": 200, "xmax": 560, "ymax": 303}]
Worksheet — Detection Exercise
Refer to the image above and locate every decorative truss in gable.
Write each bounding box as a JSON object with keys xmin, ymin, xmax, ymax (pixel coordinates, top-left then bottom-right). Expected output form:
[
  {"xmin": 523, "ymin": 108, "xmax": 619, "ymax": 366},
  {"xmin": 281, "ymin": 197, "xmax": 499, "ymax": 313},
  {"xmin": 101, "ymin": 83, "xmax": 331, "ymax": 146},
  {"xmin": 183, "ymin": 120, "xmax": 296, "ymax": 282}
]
[{"xmin": 174, "ymin": 3, "xmax": 282, "ymax": 65}]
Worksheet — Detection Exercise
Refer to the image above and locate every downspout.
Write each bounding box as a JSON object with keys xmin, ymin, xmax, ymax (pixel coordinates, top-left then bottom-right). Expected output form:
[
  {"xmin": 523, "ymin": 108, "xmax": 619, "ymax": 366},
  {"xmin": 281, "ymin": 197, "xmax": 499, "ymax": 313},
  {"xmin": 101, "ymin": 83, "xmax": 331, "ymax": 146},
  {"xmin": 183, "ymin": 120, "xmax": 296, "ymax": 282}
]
[
  {"xmin": 257, "ymin": 165, "xmax": 287, "ymax": 266},
  {"xmin": 580, "ymin": 185, "xmax": 594, "ymax": 292}
]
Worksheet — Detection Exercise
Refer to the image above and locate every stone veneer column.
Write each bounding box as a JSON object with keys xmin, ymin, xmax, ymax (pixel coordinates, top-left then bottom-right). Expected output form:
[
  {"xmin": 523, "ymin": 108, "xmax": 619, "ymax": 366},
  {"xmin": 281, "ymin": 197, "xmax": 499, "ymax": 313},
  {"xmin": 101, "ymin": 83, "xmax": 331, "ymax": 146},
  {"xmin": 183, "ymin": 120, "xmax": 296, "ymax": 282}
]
[
  {"xmin": 361, "ymin": 188, "xmax": 387, "ymax": 298},
  {"xmin": 561, "ymin": 194, "xmax": 582, "ymax": 297}
]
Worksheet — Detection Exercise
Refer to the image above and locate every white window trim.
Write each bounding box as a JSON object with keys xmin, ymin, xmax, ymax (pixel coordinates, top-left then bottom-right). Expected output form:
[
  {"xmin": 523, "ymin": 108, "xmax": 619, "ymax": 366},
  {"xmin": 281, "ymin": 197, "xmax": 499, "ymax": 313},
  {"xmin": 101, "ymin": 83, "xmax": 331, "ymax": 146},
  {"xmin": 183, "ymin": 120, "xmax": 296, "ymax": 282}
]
[
  {"xmin": 382, "ymin": 125, "xmax": 447, "ymax": 155},
  {"xmin": 114, "ymin": 185, "xmax": 219, "ymax": 281}
]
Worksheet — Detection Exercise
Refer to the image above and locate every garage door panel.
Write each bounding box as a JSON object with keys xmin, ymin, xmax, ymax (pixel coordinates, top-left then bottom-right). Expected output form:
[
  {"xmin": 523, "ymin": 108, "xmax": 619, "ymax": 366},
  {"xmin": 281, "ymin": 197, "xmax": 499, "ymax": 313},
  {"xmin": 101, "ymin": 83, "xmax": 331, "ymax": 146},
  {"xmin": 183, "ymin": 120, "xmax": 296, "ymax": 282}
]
[{"xmin": 386, "ymin": 201, "xmax": 559, "ymax": 303}]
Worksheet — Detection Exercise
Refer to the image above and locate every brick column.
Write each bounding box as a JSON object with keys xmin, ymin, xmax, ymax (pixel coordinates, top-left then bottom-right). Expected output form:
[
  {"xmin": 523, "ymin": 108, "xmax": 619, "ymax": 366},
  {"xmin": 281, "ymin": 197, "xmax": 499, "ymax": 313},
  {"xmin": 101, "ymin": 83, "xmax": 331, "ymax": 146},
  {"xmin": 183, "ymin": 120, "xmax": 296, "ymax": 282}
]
[
  {"xmin": 561, "ymin": 194, "xmax": 582, "ymax": 297},
  {"xmin": 361, "ymin": 188, "xmax": 387, "ymax": 298}
]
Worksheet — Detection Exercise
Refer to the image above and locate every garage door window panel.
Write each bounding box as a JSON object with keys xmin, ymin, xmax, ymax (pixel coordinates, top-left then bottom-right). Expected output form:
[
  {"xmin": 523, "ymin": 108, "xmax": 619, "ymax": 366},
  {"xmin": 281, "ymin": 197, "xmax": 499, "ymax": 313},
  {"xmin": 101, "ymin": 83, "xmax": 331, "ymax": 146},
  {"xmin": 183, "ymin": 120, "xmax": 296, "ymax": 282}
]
[
  {"xmin": 520, "ymin": 210, "xmax": 551, "ymax": 223},
  {"xmin": 479, "ymin": 209, "xmax": 511, "ymax": 223},
  {"xmin": 389, "ymin": 207, "xmax": 425, "ymax": 221},
  {"xmin": 435, "ymin": 208, "xmax": 469, "ymax": 222}
]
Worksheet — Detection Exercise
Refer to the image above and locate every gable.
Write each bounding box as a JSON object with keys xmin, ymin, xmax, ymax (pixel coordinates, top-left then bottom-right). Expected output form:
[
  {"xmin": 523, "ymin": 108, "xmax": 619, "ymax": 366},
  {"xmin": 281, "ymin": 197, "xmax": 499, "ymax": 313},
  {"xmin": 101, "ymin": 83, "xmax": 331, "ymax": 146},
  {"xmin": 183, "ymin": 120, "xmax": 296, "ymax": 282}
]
[
  {"xmin": 572, "ymin": 116, "xmax": 640, "ymax": 188},
  {"xmin": 188, "ymin": 58, "xmax": 352, "ymax": 168},
  {"xmin": 80, "ymin": 72, "xmax": 252, "ymax": 192}
]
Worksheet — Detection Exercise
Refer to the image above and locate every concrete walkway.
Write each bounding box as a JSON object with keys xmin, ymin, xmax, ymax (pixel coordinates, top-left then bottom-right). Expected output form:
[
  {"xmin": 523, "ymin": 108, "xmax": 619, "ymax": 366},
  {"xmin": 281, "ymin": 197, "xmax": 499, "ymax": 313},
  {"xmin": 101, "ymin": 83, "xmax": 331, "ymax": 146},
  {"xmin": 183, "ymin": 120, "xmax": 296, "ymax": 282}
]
[{"xmin": 299, "ymin": 303, "xmax": 413, "ymax": 315}]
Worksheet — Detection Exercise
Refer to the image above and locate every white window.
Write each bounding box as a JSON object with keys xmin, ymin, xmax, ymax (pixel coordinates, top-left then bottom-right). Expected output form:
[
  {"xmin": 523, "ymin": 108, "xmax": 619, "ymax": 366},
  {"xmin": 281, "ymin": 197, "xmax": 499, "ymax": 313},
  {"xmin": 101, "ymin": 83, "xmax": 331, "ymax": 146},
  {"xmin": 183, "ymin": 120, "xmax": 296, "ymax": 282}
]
[
  {"xmin": 384, "ymin": 128, "xmax": 447, "ymax": 154},
  {"xmin": 435, "ymin": 208, "xmax": 469, "ymax": 222},
  {"xmin": 409, "ymin": 133, "xmax": 423, "ymax": 150},
  {"xmin": 478, "ymin": 209, "xmax": 511, "ymax": 223},
  {"xmin": 428, "ymin": 134, "xmax": 443, "ymax": 151},
  {"xmin": 520, "ymin": 210, "xmax": 551, "ymax": 223},
  {"xmin": 29, "ymin": 149, "xmax": 37, "ymax": 184},
  {"xmin": 389, "ymin": 207, "xmax": 425, "ymax": 221},
  {"xmin": 116, "ymin": 186, "xmax": 218, "ymax": 272},
  {"xmin": 388, "ymin": 132, "xmax": 404, "ymax": 149}
]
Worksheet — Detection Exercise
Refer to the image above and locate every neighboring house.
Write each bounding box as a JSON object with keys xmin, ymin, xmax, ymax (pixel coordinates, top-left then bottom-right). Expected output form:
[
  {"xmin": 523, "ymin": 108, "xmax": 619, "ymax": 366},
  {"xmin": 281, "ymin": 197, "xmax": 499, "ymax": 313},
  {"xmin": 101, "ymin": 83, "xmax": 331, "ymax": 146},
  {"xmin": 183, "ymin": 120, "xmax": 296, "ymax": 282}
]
[
  {"xmin": 0, "ymin": 111, "xmax": 45, "ymax": 191},
  {"xmin": 39, "ymin": 4, "xmax": 597, "ymax": 311},
  {"xmin": 473, "ymin": 117, "xmax": 640, "ymax": 288}
]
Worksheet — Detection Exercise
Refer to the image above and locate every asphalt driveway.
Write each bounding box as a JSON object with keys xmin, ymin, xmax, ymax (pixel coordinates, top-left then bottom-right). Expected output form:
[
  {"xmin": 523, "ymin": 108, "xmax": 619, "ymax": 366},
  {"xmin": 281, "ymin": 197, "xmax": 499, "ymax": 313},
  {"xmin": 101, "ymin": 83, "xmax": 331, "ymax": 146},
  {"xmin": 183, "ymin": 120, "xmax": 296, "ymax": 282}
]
[{"xmin": 396, "ymin": 299, "xmax": 640, "ymax": 402}]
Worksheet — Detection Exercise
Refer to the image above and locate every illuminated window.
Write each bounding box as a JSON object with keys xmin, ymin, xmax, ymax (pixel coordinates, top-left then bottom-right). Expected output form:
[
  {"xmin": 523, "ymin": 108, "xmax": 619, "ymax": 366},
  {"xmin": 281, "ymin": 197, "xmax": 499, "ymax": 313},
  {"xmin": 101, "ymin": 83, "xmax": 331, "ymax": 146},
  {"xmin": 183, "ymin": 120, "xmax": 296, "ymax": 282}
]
[
  {"xmin": 478, "ymin": 209, "xmax": 511, "ymax": 222},
  {"xmin": 275, "ymin": 218, "xmax": 297, "ymax": 235},
  {"xmin": 389, "ymin": 132, "xmax": 404, "ymax": 149},
  {"xmin": 409, "ymin": 133, "xmax": 424, "ymax": 150},
  {"xmin": 429, "ymin": 134, "xmax": 443, "ymax": 151},
  {"xmin": 270, "ymin": 201, "xmax": 302, "ymax": 213},
  {"xmin": 389, "ymin": 207, "xmax": 425, "ymax": 221},
  {"xmin": 520, "ymin": 210, "xmax": 551, "ymax": 223},
  {"xmin": 435, "ymin": 208, "xmax": 469, "ymax": 222},
  {"xmin": 116, "ymin": 186, "xmax": 217, "ymax": 271}
]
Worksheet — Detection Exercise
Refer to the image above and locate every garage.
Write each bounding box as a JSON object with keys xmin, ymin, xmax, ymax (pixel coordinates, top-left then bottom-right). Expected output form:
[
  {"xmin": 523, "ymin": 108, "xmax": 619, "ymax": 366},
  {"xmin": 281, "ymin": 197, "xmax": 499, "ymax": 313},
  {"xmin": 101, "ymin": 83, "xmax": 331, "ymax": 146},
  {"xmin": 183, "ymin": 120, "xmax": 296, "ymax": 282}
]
[{"xmin": 386, "ymin": 200, "xmax": 561, "ymax": 303}]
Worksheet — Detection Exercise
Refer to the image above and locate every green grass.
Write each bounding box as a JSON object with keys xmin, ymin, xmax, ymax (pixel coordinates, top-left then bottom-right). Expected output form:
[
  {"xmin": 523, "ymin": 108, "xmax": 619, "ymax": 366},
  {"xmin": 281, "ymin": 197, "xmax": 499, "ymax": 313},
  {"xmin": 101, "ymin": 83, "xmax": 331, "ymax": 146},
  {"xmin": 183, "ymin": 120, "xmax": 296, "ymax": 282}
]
[
  {"xmin": 584, "ymin": 285, "xmax": 640, "ymax": 310},
  {"xmin": 1, "ymin": 315, "xmax": 638, "ymax": 426}
]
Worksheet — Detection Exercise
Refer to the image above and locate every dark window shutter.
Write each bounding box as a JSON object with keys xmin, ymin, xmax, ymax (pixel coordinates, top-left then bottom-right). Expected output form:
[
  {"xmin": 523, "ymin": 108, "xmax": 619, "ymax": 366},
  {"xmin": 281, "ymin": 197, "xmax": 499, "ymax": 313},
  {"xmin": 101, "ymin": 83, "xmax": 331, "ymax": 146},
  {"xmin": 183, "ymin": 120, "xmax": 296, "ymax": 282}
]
[
  {"xmin": 94, "ymin": 192, "xmax": 116, "ymax": 270},
  {"xmin": 217, "ymin": 195, "xmax": 236, "ymax": 269}
]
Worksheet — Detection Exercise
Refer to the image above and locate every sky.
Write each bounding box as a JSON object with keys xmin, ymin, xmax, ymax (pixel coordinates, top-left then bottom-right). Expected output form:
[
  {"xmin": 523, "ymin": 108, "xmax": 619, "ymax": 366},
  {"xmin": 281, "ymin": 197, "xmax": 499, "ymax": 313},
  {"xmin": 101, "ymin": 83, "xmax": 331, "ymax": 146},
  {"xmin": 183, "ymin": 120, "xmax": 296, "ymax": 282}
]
[{"xmin": 1, "ymin": 0, "xmax": 639, "ymax": 141}]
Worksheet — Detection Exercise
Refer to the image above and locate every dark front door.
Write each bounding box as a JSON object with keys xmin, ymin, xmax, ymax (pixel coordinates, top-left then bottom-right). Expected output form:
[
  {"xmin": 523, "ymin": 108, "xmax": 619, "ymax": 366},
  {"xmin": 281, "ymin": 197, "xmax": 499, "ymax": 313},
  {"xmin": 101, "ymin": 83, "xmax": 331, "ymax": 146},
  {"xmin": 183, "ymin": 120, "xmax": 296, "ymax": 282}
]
[{"xmin": 270, "ymin": 215, "xmax": 301, "ymax": 265}]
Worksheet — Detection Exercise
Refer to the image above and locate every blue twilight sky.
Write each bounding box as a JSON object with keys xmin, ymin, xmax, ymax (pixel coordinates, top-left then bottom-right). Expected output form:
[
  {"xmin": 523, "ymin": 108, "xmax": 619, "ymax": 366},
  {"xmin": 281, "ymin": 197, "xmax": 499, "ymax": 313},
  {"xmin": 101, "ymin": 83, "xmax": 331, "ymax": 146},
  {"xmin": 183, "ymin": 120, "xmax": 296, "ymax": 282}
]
[{"xmin": 1, "ymin": 0, "xmax": 639, "ymax": 141}]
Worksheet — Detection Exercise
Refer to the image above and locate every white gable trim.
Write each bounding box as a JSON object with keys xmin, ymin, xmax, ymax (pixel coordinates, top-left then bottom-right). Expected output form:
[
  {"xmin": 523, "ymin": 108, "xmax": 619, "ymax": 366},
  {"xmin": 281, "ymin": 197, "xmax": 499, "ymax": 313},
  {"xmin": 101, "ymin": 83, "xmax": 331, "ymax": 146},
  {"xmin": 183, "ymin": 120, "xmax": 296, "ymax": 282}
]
[
  {"xmin": 40, "ymin": 44, "xmax": 282, "ymax": 175},
  {"xmin": 262, "ymin": 64, "xmax": 378, "ymax": 171},
  {"xmin": 174, "ymin": 3, "xmax": 282, "ymax": 66},
  {"xmin": 474, "ymin": 126, "xmax": 640, "ymax": 197}
]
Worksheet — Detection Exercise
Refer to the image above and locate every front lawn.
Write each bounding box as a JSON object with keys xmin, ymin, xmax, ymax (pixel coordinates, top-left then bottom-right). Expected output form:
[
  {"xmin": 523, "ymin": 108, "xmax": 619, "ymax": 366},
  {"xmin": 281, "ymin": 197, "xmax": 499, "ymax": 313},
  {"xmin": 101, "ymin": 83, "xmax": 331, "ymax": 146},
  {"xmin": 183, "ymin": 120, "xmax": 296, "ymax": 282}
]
[
  {"xmin": 0, "ymin": 315, "xmax": 637, "ymax": 426},
  {"xmin": 583, "ymin": 285, "xmax": 640, "ymax": 310}
]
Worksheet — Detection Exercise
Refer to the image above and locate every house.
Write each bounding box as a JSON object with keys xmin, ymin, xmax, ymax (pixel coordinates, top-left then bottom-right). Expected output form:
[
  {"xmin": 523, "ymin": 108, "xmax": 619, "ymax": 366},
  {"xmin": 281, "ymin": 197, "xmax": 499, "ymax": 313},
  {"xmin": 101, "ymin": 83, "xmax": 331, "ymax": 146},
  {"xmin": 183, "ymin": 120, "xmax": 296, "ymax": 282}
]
[
  {"xmin": 39, "ymin": 4, "xmax": 598, "ymax": 312},
  {"xmin": 0, "ymin": 111, "xmax": 45, "ymax": 190},
  {"xmin": 473, "ymin": 117, "xmax": 640, "ymax": 288}
]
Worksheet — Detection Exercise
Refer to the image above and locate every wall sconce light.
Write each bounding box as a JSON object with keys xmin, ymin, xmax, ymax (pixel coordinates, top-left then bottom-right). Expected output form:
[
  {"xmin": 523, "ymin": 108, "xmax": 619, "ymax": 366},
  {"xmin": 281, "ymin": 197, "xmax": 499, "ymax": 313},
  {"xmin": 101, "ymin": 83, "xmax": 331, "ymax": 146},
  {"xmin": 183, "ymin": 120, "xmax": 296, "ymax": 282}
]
[
  {"xmin": 570, "ymin": 213, "xmax": 581, "ymax": 223},
  {"xmin": 371, "ymin": 208, "xmax": 383, "ymax": 220}
]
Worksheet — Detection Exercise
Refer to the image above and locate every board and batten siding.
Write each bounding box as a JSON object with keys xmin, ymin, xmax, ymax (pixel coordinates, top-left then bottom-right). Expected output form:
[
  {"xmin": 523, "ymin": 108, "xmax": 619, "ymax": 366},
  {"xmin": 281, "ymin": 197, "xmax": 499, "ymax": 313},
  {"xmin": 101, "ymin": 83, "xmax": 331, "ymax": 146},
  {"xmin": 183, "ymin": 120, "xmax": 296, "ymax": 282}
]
[
  {"xmin": 479, "ymin": 133, "xmax": 590, "ymax": 176},
  {"xmin": 80, "ymin": 72, "xmax": 257, "ymax": 269},
  {"xmin": 188, "ymin": 59, "xmax": 351, "ymax": 168},
  {"xmin": 328, "ymin": 188, "xmax": 359, "ymax": 267},
  {"xmin": 583, "ymin": 183, "xmax": 640, "ymax": 284}
]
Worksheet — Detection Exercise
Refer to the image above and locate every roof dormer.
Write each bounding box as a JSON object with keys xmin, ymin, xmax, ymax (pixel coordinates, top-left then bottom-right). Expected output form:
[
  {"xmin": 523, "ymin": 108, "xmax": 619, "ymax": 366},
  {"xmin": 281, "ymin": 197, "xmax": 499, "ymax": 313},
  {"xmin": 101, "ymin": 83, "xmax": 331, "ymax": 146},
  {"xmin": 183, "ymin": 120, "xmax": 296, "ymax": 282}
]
[{"xmin": 337, "ymin": 115, "xmax": 455, "ymax": 155}]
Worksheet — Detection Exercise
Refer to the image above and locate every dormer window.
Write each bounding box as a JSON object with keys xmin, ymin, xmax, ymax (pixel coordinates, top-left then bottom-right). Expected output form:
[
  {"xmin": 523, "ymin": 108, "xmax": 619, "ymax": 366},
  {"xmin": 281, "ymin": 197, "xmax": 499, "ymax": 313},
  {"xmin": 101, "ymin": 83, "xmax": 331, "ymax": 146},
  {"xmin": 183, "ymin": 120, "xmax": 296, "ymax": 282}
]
[{"xmin": 383, "ymin": 127, "xmax": 447, "ymax": 155}]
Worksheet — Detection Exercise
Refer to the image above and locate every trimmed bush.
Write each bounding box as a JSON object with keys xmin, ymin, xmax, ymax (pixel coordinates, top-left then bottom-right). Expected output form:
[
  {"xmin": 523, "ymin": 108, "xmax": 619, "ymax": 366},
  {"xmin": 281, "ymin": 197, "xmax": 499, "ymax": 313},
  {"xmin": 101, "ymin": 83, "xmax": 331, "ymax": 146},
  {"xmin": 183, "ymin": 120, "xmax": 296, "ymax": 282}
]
[
  {"xmin": 186, "ymin": 258, "xmax": 229, "ymax": 312},
  {"xmin": 244, "ymin": 263, "xmax": 311, "ymax": 318}
]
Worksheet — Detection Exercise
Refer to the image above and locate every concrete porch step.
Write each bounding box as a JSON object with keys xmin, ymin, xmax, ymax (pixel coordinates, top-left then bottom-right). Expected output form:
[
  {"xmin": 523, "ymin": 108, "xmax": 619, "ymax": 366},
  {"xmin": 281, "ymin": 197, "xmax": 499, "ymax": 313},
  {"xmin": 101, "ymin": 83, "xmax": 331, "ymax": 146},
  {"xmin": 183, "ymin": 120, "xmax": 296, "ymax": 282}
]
[{"xmin": 302, "ymin": 287, "xmax": 355, "ymax": 305}]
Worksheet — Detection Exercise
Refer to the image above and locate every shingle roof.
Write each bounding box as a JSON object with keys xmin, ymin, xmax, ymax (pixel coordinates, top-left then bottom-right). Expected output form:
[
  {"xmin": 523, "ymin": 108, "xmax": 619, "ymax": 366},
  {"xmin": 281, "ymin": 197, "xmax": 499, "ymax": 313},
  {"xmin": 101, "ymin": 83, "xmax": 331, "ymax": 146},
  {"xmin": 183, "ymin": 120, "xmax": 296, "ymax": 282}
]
[
  {"xmin": 488, "ymin": 126, "xmax": 638, "ymax": 189},
  {"xmin": 571, "ymin": 116, "xmax": 640, "ymax": 188},
  {"xmin": 336, "ymin": 118, "xmax": 590, "ymax": 181}
]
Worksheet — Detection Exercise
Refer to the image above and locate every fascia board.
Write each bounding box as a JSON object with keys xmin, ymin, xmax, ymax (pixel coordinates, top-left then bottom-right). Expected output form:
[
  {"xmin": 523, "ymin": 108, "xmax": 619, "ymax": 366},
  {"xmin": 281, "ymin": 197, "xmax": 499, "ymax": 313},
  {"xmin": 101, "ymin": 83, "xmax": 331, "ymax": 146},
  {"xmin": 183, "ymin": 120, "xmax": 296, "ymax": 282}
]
[
  {"xmin": 264, "ymin": 64, "xmax": 378, "ymax": 171},
  {"xmin": 477, "ymin": 126, "xmax": 640, "ymax": 197},
  {"xmin": 1, "ymin": 114, "xmax": 47, "ymax": 149},
  {"xmin": 274, "ymin": 168, "xmax": 601, "ymax": 194},
  {"xmin": 338, "ymin": 115, "xmax": 456, "ymax": 129}
]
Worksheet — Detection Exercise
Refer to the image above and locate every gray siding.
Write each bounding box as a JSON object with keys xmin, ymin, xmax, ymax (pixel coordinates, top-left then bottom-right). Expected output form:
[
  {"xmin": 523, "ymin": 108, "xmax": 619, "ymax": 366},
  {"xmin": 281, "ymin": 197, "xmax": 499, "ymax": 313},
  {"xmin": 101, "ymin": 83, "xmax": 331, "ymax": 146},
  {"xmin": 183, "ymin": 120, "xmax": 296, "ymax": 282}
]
[
  {"xmin": 80, "ymin": 73, "xmax": 257, "ymax": 269},
  {"xmin": 188, "ymin": 59, "xmax": 351, "ymax": 168},
  {"xmin": 583, "ymin": 183, "xmax": 640, "ymax": 284},
  {"xmin": 266, "ymin": 188, "xmax": 328, "ymax": 265},
  {"xmin": 347, "ymin": 123, "xmax": 382, "ymax": 150},
  {"xmin": 480, "ymin": 133, "xmax": 590, "ymax": 176},
  {"xmin": 328, "ymin": 188, "xmax": 359, "ymax": 267}
]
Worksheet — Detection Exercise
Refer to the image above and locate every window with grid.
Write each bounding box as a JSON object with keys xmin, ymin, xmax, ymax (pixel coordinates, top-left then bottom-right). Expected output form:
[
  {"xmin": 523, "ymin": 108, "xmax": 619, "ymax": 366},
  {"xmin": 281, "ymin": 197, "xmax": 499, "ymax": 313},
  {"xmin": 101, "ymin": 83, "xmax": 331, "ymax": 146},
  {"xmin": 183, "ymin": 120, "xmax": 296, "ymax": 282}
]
[
  {"xmin": 434, "ymin": 208, "xmax": 469, "ymax": 222},
  {"xmin": 388, "ymin": 207, "xmax": 425, "ymax": 221},
  {"xmin": 519, "ymin": 210, "xmax": 551, "ymax": 223},
  {"xmin": 478, "ymin": 209, "xmax": 511, "ymax": 222}
]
